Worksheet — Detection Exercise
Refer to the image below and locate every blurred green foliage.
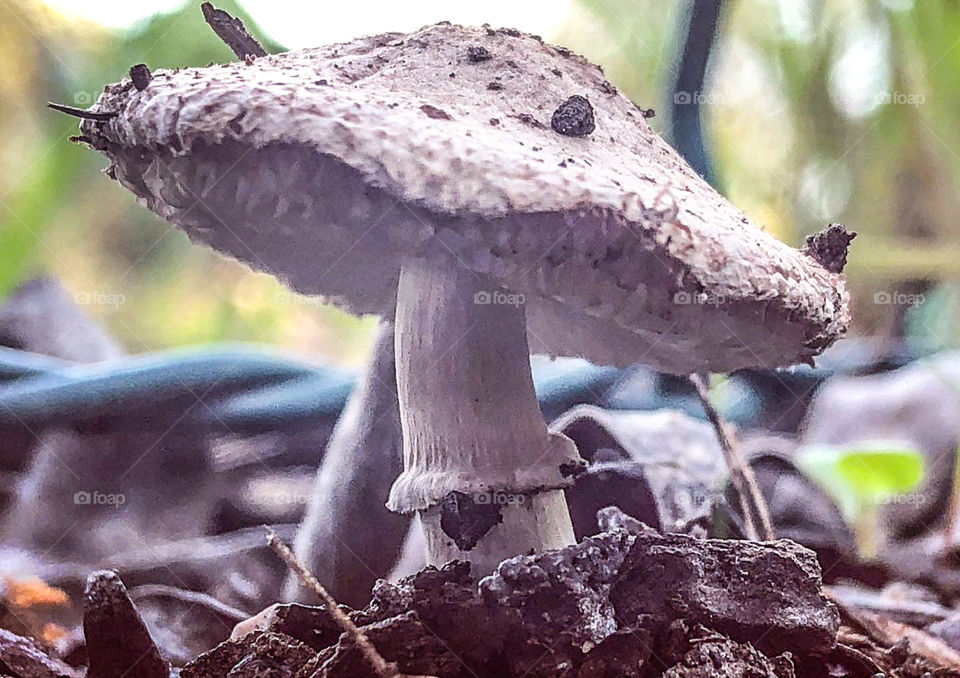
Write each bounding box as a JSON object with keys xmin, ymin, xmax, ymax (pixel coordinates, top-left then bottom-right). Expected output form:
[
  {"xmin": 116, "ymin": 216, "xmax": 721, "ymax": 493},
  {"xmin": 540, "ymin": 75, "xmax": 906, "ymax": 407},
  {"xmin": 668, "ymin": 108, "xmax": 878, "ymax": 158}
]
[
  {"xmin": 564, "ymin": 0, "xmax": 960, "ymax": 346},
  {"xmin": 0, "ymin": 0, "xmax": 375, "ymax": 364},
  {"xmin": 798, "ymin": 442, "xmax": 924, "ymax": 556},
  {"xmin": 2, "ymin": 0, "xmax": 960, "ymax": 363}
]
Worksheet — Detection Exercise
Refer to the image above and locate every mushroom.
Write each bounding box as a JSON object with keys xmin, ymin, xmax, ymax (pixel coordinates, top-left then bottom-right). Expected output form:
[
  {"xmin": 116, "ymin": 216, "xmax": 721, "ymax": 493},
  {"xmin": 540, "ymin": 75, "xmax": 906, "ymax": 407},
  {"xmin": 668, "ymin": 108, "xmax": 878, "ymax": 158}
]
[{"xmin": 72, "ymin": 22, "xmax": 850, "ymax": 574}]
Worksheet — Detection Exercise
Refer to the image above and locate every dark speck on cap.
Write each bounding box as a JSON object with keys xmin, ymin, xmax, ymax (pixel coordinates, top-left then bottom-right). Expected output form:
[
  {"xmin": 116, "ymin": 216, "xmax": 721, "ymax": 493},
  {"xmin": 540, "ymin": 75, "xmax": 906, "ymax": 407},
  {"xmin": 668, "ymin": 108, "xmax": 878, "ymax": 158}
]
[
  {"xmin": 803, "ymin": 224, "xmax": 857, "ymax": 274},
  {"xmin": 551, "ymin": 95, "xmax": 595, "ymax": 137},
  {"xmin": 466, "ymin": 45, "xmax": 493, "ymax": 63}
]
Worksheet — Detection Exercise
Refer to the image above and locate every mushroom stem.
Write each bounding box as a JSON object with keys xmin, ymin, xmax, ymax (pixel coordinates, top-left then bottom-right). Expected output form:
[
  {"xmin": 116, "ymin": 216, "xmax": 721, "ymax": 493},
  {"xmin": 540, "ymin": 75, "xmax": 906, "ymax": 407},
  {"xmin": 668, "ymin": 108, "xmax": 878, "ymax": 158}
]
[{"xmin": 388, "ymin": 257, "xmax": 578, "ymax": 574}]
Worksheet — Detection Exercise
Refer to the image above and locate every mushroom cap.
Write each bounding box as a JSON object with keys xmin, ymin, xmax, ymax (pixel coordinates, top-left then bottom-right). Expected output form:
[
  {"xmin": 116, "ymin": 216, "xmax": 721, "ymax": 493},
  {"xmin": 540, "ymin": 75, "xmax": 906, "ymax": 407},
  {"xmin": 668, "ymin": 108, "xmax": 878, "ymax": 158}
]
[{"xmin": 80, "ymin": 22, "xmax": 849, "ymax": 373}]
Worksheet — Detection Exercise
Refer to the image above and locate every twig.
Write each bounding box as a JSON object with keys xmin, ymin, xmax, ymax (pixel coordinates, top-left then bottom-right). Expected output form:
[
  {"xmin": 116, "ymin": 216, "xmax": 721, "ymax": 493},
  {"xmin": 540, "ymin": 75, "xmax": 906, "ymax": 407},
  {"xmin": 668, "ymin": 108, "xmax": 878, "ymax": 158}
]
[
  {"xmin": 47, "ymin": 102, "xmax": 116, "ymax": 121},
  {"xmin": 689, "ymin": 373, "xmax": 776, "ymax": 541},
  {"xmin": 201, "ymin": 2, "xmax": 267, "ymax": 60},
  {"xmin": 941, "ymin": 442, "xmax": 960, "ymax": 557},
  {"xmin": 265, "ymin": 527, "xmax": 400, "ymax": 678}
]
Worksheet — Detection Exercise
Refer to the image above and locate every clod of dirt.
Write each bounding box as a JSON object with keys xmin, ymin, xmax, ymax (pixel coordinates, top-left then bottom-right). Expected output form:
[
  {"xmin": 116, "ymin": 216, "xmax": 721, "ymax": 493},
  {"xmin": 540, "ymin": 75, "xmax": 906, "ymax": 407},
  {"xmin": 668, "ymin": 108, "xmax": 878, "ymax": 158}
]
[
  {"xmin": 551, "ymin": 95, "xmax": 596, "ymax": 137},
  {"xmin": 480, "ymin": 531, "xmax": 634, "ymax": 675},
  {"xmin": 359, "ymin": 561, "xmax": 503, "ymax": 669},
  {"xmin": 82, "ymin": 570, "xmax": 168, "ymax": 678},
  {"xmin": 225, "ymin": 632, "xmax": 316, "ymax": 677},
  {"xmin": 180, "ymin": 636, "xmax": 249, "ymax": 678},
  {"xmin": 663, "ymin": 638, "xmax": 796, "ymax": 678},
  {"xmin": 318, "ymin": 611, "xmax": 464, "ymax": 677},
  {"xmin": 513, "ymin": 112, "xmax": 544, "ymax": 128},
  {"xmin": 466, "ymin": 46, "xmax": 493, "ymax": 63},
  {"xmin": 439, "ymin": 491, "xmax": 503, "ymax": 550},
  {"xmin": 574, "ymin": 628, "xmax": 652, "ymax": 677},
  {"xmin": 179, "ymin": 532, "xmax": 852, "ymax": 677},
  {"xmin": 420, "ymin": 104, "xmax": 452, "ymax": 120},
  {"xmin": 258, "ymin": 603, "xmax": 343, "ymax": 651},
  {"xmin": 802, "ymin": 223, "xmax": 857, "ymax": 274},
  {"xmin": 182, "ymin": 631, "xmax": 316, "ymax": 677},
  {"xmin": 0, "ymin": 628, "xmax": 82, "ymax": 678},
  {"xmin": 609, "ymin": 533, "xmax": 841, "ymax": 654}
]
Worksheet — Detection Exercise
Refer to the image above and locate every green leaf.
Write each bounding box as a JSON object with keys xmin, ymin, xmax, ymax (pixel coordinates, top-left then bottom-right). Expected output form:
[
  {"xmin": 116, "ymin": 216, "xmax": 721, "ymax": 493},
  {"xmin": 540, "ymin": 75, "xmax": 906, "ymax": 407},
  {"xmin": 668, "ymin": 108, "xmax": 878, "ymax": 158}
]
[{"xmin": 797, "ymin": 443, "xmax": 925, "ymax": 520}]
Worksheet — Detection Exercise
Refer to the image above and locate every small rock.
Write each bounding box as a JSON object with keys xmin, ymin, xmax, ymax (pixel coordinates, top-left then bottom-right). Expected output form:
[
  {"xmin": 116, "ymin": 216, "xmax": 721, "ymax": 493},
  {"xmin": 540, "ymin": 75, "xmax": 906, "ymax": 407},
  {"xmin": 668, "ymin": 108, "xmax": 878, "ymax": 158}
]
[
  {"xmin": 232, "ymin": 602, "xmax": 343, "ymax": 651},
  {"xmin": 0, "ymin": 628, "xmax": 82, "ymax": 678},
  {"xmin": 420, "ymin": 104, "xmax": 452, "ymax": 120},
  {"xmin": 83, "ymin": 570, "xmax": 168, "ymax": 678},
  {"xmin": 183, "ymin": 631, "xmax": 317, "ymax": 677},
  {"xmin": 263, "ymin": 603, "xmax": 343, "ymax": 651},
  {"xmin": 609, "ymin": 534, "xmax": 840, "ymax": 653}
]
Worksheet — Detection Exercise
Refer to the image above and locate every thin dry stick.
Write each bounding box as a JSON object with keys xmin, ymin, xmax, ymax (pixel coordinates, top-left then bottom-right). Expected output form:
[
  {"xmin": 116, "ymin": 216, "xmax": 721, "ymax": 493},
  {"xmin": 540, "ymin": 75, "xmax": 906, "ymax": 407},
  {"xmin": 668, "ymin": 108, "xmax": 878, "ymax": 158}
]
[
  {"xmin": 201, "ymin": 2, "xmax": 267, "ymax": 59},
  {"xmin": 689, "ymin": 373, "xmax": 776, "ymax": 541},
  {"xmin": 265, "ymin": 527, "xmax": 401, "ymax": 678},
  {"xmin": 46, "ymin": 102, "xmax": 117, "ymax": 121},
  {"xmin": 941, "ymin": 444, "xmax": 960, "ymax": 556}
]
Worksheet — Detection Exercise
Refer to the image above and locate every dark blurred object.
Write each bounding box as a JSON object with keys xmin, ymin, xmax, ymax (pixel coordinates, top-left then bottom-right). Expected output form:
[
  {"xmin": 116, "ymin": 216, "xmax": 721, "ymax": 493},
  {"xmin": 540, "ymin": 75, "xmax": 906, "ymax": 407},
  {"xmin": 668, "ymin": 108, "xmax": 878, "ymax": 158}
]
[
  {"xmin": 0, "ymin": 278, "xmax": 121, "ymax": 515},
  {"xmin": 730, "ymin": 338, "xmax": 926, "ymax": 434},
  {"xmin": 827, "ymin": 582, "xmax": 949, "ymax": 629},
  {"xmin": 0, "ymin": 347, "xmax": 67, "ymax": 383},
  {"xmin": 37, "ymin": 524, "xmax": 298, "ymax": 611},
  {"xmin": 551, "ymin": 405, "xmax": 858, "ymax": 578},
  {"xmin": 0, "ymin": 349, "xmax": 325, "ymax": 563},
  {"xmin": 284, "ymin": 320, "xmax": 407, "ymax": 608},
  {"xmin": 128, "ymin": 585, "xmax": 248, "ymax": 666},
  {"xmin": 668, "ymin": 0, "xmax": 724, "ymax": 185},
  {"xmin": 0, "ymin": 277, "xmax": 122, "ymax": 363},
  {"xmin": 0, "ymin": 348, "xmax": 320, "ymax": 431},
  {"xmin": 721, "ymin": 436, "xmax": 870, "ymax": 586},
  {"xmin": 553, "ymin": 406, "xmax": 725, "ymax": 539},
  {"xmin": 531, "ymin": 358, "xmax": 622, "ymax": 422}
]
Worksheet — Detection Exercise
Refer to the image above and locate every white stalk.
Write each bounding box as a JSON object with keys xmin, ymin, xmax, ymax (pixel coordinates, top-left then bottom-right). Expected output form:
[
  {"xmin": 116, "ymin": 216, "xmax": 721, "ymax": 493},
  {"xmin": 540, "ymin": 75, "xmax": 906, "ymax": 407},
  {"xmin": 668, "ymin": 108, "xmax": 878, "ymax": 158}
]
[{"xmin": 388, "ymin": 256, "xmax": 579, "ymax": 575}]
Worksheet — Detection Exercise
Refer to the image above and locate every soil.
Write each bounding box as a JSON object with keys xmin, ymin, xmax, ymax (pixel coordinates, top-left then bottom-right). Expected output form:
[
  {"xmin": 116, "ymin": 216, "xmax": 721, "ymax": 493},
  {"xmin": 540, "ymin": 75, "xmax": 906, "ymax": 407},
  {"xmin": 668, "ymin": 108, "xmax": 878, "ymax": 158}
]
[{"xmin": 5, "ymin": 528, "xmax": 960, "ymax": 676}]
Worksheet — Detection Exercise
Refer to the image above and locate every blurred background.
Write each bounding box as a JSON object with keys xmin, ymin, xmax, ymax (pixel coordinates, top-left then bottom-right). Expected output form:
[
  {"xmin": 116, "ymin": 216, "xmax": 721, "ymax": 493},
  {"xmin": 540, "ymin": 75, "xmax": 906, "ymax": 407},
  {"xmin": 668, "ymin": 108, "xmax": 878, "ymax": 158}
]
[
  {"xmin": 4, "ymin": 0, "xmax": 956, "ymax": 364},
  {"xmin": 6, "ymin": 0, "xmax": 960, "ymax": 669}
]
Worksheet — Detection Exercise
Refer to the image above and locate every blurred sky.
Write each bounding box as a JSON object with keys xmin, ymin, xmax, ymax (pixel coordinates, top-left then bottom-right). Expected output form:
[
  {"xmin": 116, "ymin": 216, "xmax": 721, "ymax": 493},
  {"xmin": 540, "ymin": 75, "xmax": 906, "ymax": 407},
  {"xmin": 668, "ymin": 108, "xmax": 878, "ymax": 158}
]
[{"xmin": 41, "ymin": 0, "xmax": 573, "ymax": 46}]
